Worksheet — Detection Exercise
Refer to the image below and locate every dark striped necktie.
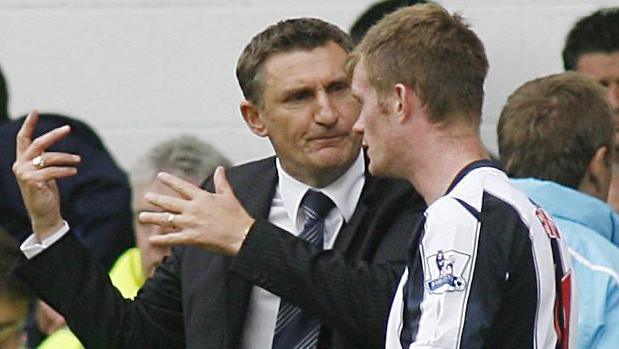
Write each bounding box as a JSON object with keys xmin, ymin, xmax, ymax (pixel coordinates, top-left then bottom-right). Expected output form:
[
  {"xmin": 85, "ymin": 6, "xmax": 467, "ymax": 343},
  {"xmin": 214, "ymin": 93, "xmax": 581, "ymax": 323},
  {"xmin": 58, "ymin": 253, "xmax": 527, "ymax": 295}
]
[{"xmin": 272, "ymin": 190, "xmax": 335, "ymax": 349}]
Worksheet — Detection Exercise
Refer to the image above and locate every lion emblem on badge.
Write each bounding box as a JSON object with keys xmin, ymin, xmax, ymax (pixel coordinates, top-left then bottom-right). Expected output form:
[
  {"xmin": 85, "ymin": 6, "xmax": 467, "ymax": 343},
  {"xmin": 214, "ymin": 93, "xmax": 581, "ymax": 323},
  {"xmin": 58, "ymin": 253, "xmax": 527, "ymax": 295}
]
[{"xmin": 425, "ymin": 250, "xmax": 470, "ymax": 294}]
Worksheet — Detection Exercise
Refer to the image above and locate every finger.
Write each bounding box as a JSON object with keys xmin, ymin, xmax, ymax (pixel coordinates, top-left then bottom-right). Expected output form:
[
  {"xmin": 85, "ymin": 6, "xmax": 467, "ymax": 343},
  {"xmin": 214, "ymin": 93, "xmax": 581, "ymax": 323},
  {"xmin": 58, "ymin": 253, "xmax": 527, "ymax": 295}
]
[
  {"xmin": 149, "ymin": 231, "xmax": 195, "ymax": 248},
  {"xmin": 32, "ymin": 166, "xmax": 77, "ymax": 181},
  {"xmin": 13, "ymin": 160, "xmax": 77, "ymax": 184},
  {"xmin": 32, "ymin": 152, "xmax": 81, "ymax": 169},
  {"xmin": 24, "ymin": 125, "xmax": 72, "ymax": 160},
  {"xmin": 138, "ymin": 211, "xmax": 187, "ymax": 227},
  {"xmin": 157, "ymin": 172, "xmax": 199, "ymax": 199},
  {"xmin": 213, "ymin": 166, "xmax": 233, "ymax": 195},
  {"xmin": 17, "ymin": 167, "xmax": 78, "ymax": 189},
  {"xmin": 33, "ymin": 166, "xmax": 79, "ymax": 180},
  {"xmin": 144, "ymin": 192, "xmax": 187, "ymax": 213},
  {"xmin": 16, "ymin": 110, "xmax": 39, "ymax": 156}
]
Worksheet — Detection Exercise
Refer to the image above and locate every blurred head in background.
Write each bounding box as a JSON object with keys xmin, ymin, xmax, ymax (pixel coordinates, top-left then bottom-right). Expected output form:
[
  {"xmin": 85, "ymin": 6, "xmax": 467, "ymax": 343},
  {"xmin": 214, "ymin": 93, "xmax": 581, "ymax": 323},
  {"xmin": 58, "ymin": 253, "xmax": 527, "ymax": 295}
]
[{"xmin": 131, "ymin": 135, "xmax": 230, "ymax": 278}]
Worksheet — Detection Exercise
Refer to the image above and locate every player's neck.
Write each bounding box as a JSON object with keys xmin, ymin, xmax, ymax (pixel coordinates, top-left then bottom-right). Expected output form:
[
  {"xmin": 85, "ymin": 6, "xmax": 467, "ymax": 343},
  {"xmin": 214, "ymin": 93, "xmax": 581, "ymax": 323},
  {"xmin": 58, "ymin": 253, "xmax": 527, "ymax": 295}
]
[{"xmin": 408, "ymin": 135, "xmax": 488, "ymax": 205}]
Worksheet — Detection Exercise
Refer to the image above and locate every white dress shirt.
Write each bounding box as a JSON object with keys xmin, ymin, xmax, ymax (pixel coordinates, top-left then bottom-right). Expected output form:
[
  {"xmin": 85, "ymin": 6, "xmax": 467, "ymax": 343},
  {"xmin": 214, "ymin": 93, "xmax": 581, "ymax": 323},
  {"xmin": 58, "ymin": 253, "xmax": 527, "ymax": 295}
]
[{"xmin": 240, "ymin": 152, "xmax": 365, "ymax": 348}]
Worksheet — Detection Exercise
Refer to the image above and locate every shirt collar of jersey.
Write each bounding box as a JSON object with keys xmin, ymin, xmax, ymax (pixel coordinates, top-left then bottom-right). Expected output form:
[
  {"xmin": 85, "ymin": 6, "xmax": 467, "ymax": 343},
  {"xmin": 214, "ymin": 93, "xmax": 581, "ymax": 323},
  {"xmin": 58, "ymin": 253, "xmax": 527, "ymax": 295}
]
[
  {"xmin": 275, "ymin": 151, "xmax": 365, "ymax": 229},
  {"xmin": 445, "ymin": 159, "xmax": 503, "ymax": 195}
]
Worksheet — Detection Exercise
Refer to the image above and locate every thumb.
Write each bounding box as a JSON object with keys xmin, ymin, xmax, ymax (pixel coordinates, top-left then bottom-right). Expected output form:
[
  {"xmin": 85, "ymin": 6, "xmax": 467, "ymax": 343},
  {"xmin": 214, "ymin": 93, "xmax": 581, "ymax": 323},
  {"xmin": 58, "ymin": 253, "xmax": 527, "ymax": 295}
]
[{"xmin": 214, "ymin": 166, "xmax": 233, "ymax": 195}]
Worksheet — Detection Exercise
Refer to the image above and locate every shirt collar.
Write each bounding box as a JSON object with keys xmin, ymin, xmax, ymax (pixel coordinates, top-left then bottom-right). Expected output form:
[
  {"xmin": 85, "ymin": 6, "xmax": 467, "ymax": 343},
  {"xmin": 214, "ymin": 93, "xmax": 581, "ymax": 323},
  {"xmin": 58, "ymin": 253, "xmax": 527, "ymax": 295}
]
[
  {"xmin": 445, "ymin": 159, "xmax": 503, "ymax": 195},
  {"xmin": 276, "ymin": 151, "xmax": 365, "ymax": 228}
]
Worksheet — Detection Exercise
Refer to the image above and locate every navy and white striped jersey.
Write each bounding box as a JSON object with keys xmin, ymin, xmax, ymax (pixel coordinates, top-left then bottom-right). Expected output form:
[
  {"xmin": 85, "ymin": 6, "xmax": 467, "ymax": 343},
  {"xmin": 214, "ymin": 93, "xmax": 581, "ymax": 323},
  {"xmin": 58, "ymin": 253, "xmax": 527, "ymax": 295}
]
[{"xmin": 386, "ymin": 160, "xmax": 577, "ymax": 349}]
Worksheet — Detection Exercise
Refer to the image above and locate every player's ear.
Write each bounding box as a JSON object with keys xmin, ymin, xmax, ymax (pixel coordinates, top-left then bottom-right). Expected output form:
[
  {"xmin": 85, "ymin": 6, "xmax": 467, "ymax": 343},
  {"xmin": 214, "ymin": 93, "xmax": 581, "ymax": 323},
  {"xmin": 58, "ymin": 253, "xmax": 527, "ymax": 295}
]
[
  {"xmin": 394, "ymin": 83, "xmax": 421, "ymax": 124},
  {"xmin": 579, "ymin": 145, "xmax": 611, "ymax": 201}
]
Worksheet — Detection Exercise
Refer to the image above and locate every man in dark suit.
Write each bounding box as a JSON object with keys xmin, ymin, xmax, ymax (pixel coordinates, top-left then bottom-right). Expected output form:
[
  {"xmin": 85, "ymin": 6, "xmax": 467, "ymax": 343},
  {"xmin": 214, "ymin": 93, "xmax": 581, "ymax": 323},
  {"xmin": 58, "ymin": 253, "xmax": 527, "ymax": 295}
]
[{"xmin": 11, "ymin": 18, "xmax": 424, "ymax": 349}]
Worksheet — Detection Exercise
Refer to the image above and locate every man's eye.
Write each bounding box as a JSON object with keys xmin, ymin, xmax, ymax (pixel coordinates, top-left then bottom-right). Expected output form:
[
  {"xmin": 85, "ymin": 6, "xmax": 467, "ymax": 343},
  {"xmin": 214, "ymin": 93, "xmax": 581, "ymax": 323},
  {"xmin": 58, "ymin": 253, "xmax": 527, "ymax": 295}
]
[
  {"xmin": 284, "ymin": 91, "xmax": 312, "ymax": 103},
  {"xmin": 328, "ymin": 82, "xmax": 349, "ymax": 93},
  {"xmin": 287, "ymin": 91, "xmax": 312, "ymax": 102}
]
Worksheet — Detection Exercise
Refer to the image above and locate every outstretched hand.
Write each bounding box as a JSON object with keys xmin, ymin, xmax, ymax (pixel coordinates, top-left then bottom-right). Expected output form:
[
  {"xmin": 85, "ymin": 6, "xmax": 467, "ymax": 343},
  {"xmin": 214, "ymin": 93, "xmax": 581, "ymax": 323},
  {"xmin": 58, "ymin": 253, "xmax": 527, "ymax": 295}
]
[
  {"xmin": 12, "ymin": 110, "xmax": 81, "ymax": 240},
  {"xmin": 139, "ymin": 166, "xmax": 255, "ymax": 256}
]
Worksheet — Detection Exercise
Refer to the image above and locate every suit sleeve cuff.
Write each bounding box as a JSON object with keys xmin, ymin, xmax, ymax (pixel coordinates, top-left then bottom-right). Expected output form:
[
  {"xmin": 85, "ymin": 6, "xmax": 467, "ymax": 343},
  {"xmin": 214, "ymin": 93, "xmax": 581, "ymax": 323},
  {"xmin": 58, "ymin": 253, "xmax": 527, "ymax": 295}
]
[{"xmin": 20, "ymin": 221, "xmax": 71, "ymax": 259}]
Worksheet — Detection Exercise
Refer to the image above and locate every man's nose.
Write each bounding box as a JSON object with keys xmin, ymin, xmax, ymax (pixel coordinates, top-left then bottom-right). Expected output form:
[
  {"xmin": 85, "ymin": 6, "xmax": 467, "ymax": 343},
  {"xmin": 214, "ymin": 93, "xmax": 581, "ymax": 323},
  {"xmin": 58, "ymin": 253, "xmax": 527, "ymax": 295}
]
[
  {"xmin": 352, "ymin": 114, "xmax": 365, "ymax": 134},
  {"xmin": 315, "ymin": 92, "xmax": 338, "ymax": 125}
]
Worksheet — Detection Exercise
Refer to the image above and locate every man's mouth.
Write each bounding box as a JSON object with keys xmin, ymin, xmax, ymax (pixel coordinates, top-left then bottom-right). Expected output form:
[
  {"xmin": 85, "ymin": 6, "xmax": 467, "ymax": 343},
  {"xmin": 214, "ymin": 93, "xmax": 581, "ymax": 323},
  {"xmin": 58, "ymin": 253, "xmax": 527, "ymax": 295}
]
[{"xmin": 309, "ymin": 134, "xmax": 347, "ymax": 145}]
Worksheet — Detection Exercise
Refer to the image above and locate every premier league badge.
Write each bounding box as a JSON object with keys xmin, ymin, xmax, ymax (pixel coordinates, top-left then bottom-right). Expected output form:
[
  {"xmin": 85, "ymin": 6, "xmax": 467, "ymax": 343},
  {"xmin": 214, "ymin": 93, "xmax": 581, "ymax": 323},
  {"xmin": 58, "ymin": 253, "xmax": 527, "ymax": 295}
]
[{"xmin": 425, "ymin": 250, "xmax": 471, "ymax": 294}]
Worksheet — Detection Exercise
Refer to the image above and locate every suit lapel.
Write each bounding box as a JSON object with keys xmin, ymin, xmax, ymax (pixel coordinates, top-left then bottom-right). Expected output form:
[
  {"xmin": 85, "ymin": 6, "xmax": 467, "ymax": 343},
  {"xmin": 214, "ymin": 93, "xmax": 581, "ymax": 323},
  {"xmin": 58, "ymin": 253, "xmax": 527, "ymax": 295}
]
[
  {"xmin": 224, "ymin": 158, "xmax": 278, "ymax": 348},
  {"xmin": 231, "ymin": 158, "xmax": 278, "ymax": 219}
]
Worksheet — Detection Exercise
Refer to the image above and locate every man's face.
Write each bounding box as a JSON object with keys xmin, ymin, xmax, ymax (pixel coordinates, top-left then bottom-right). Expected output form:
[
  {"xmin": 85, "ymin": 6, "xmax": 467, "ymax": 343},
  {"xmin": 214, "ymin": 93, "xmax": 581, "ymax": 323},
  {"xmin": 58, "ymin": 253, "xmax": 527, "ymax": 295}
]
[
  {"xmin": 577, "ymin": 51, "xmax": 619, "ymax": 160},
  {"xmin": 133, "ymin": 179, "xmax": 178, "ymax": 279},
  {"xmin": 0, "ymin": 297, "xmax": 27, "ymax": 349},
  {"xmin": 351, "ymin": 61, "xmax": 398, "ymax": 177},
  {"xmin": 248, "ymin": 41, "xmax": 362, "ymax": 187}
]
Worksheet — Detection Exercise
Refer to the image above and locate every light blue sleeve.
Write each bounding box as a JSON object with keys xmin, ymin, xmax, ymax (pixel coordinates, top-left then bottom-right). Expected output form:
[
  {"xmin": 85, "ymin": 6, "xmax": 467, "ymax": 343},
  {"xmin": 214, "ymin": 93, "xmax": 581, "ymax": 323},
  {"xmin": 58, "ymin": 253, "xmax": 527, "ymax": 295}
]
[
  {"xmin": 608, "ymin": 210, "xmax": 619, "ymax": 248},
  {"xmin": 586, "ymin": 274, "xmax": 619, "ymax": 349}
]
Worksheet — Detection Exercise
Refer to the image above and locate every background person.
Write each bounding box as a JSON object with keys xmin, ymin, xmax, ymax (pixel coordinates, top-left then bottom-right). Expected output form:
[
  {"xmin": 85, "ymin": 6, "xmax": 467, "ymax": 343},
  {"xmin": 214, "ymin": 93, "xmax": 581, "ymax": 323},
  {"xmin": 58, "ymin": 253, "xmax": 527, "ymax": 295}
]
[
  {"xmin": 349, "ymin": 0, "xmax": 426, "ymax": 45},
  {"xmin": 498, "ymin": 72, "xmax": 619, "ymax": 349},
  {"xmin": 563, "ymin": 7, "xmax": 619, "ymax": 217}
]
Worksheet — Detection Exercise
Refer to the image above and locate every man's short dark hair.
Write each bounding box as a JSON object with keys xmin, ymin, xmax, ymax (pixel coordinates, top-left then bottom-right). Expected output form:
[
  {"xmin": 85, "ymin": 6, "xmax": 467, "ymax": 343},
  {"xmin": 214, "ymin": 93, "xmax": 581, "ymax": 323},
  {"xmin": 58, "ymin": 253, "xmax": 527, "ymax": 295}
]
[
  {"xmin": 563, "ymin": 7, "xmax": 619, "ymax": 70},
  {"xmin": 349, "ymin": 0, "xmax": 426, "ymax": 45},
  {"xmin": 0, "ymin": 66, "xmax": 8, "ymax": 121},
  {"xmin": 236, "ymin": 18, "xmax": 353, "ymax": 106},
  {"xmin": 498, "ymin": 72, "xmax": 613, "ymax": 189}
]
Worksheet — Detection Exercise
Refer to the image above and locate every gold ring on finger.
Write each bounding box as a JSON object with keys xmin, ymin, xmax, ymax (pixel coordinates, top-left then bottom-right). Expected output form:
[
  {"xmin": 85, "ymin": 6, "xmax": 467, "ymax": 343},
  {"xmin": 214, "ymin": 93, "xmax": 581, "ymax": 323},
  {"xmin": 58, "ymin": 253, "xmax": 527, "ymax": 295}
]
[
  {"xmin": 166, "ymin": 213, "xmax": 176, "ymax": 226},
  {"xmin": 32, "ymin": 155, "xmax": 46, "ymax": 169}
]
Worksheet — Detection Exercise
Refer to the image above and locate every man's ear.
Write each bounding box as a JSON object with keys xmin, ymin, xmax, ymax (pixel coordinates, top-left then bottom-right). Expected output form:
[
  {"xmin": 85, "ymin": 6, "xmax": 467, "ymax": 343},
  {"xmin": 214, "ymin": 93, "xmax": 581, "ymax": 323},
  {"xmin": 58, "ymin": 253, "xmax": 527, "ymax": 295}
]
[
  {"xmin": 580, "ymin": 146, "xmax": 611, "ymax": 201},
  {"xmin": 240, "ymin": 100, "xmax": 268, "ymax": 137},
  {"xmin": 394, "ymin": 83, "xmax": 419, "ymax": 123}
]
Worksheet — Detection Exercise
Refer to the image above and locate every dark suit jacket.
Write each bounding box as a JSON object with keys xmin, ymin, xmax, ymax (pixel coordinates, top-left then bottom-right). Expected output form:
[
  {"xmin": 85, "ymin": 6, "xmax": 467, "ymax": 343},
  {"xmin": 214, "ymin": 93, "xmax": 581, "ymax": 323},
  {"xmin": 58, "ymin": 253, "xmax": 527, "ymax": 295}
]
[
  {"xmin": 0, "ymin": 113, "xmax": 133, "ymax": 270},
  {"xmin": 15, "ymin": 156, "xmax": 425, "ymax": 349}
]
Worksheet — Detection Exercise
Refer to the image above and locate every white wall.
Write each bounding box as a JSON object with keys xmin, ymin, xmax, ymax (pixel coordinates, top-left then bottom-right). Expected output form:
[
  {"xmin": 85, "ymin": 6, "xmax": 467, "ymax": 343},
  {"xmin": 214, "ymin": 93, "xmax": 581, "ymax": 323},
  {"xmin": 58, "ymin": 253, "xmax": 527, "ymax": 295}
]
[{"xmin": 1, "ymin": 0, "xmax": 618, "ymax": 169}]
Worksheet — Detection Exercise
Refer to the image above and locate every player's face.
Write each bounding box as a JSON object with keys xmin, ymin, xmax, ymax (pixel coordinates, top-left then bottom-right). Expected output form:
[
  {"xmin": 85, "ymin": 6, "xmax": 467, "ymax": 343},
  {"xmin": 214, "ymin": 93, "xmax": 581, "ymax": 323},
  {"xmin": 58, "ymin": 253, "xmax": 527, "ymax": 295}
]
[
  {"xmin": 246, "ymin": 41, "xmax": 362, "ymax": 187},
  {"xmin": 351, "ymin": 61, "xmax": 398, "ymax": 177},
  {"xmin": 577, "ymin": 52, "xmax": 619, "ymax": 160}
]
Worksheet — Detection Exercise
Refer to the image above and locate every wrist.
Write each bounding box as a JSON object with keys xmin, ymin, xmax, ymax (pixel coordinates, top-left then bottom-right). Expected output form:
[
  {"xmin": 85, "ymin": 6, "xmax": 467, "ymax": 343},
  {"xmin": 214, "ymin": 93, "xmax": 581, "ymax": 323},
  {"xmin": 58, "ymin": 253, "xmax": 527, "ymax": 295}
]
[
  {"xmin": 32, "ymin": 216, "xmax": 65, "ymax": 242},
  {"xmin": 229, "ymin": 218, "xmax": 255, "ymax": 256}
]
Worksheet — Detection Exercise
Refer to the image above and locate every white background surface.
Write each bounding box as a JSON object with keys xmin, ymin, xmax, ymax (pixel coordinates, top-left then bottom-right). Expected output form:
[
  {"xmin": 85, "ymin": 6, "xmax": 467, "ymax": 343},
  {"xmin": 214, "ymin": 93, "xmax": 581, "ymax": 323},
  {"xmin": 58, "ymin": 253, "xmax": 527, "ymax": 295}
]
[{"xmin": 1, "ymin": 0, "xmax": 618, "ymax": 169}]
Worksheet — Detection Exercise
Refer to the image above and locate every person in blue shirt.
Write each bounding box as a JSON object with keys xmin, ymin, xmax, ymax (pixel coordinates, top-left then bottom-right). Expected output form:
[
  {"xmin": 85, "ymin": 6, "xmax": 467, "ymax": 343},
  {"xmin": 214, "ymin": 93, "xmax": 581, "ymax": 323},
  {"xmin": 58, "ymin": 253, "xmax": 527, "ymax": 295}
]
[{"xmin": 498, "ymin": 71, "xmax": 619, "ymax": 349}]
